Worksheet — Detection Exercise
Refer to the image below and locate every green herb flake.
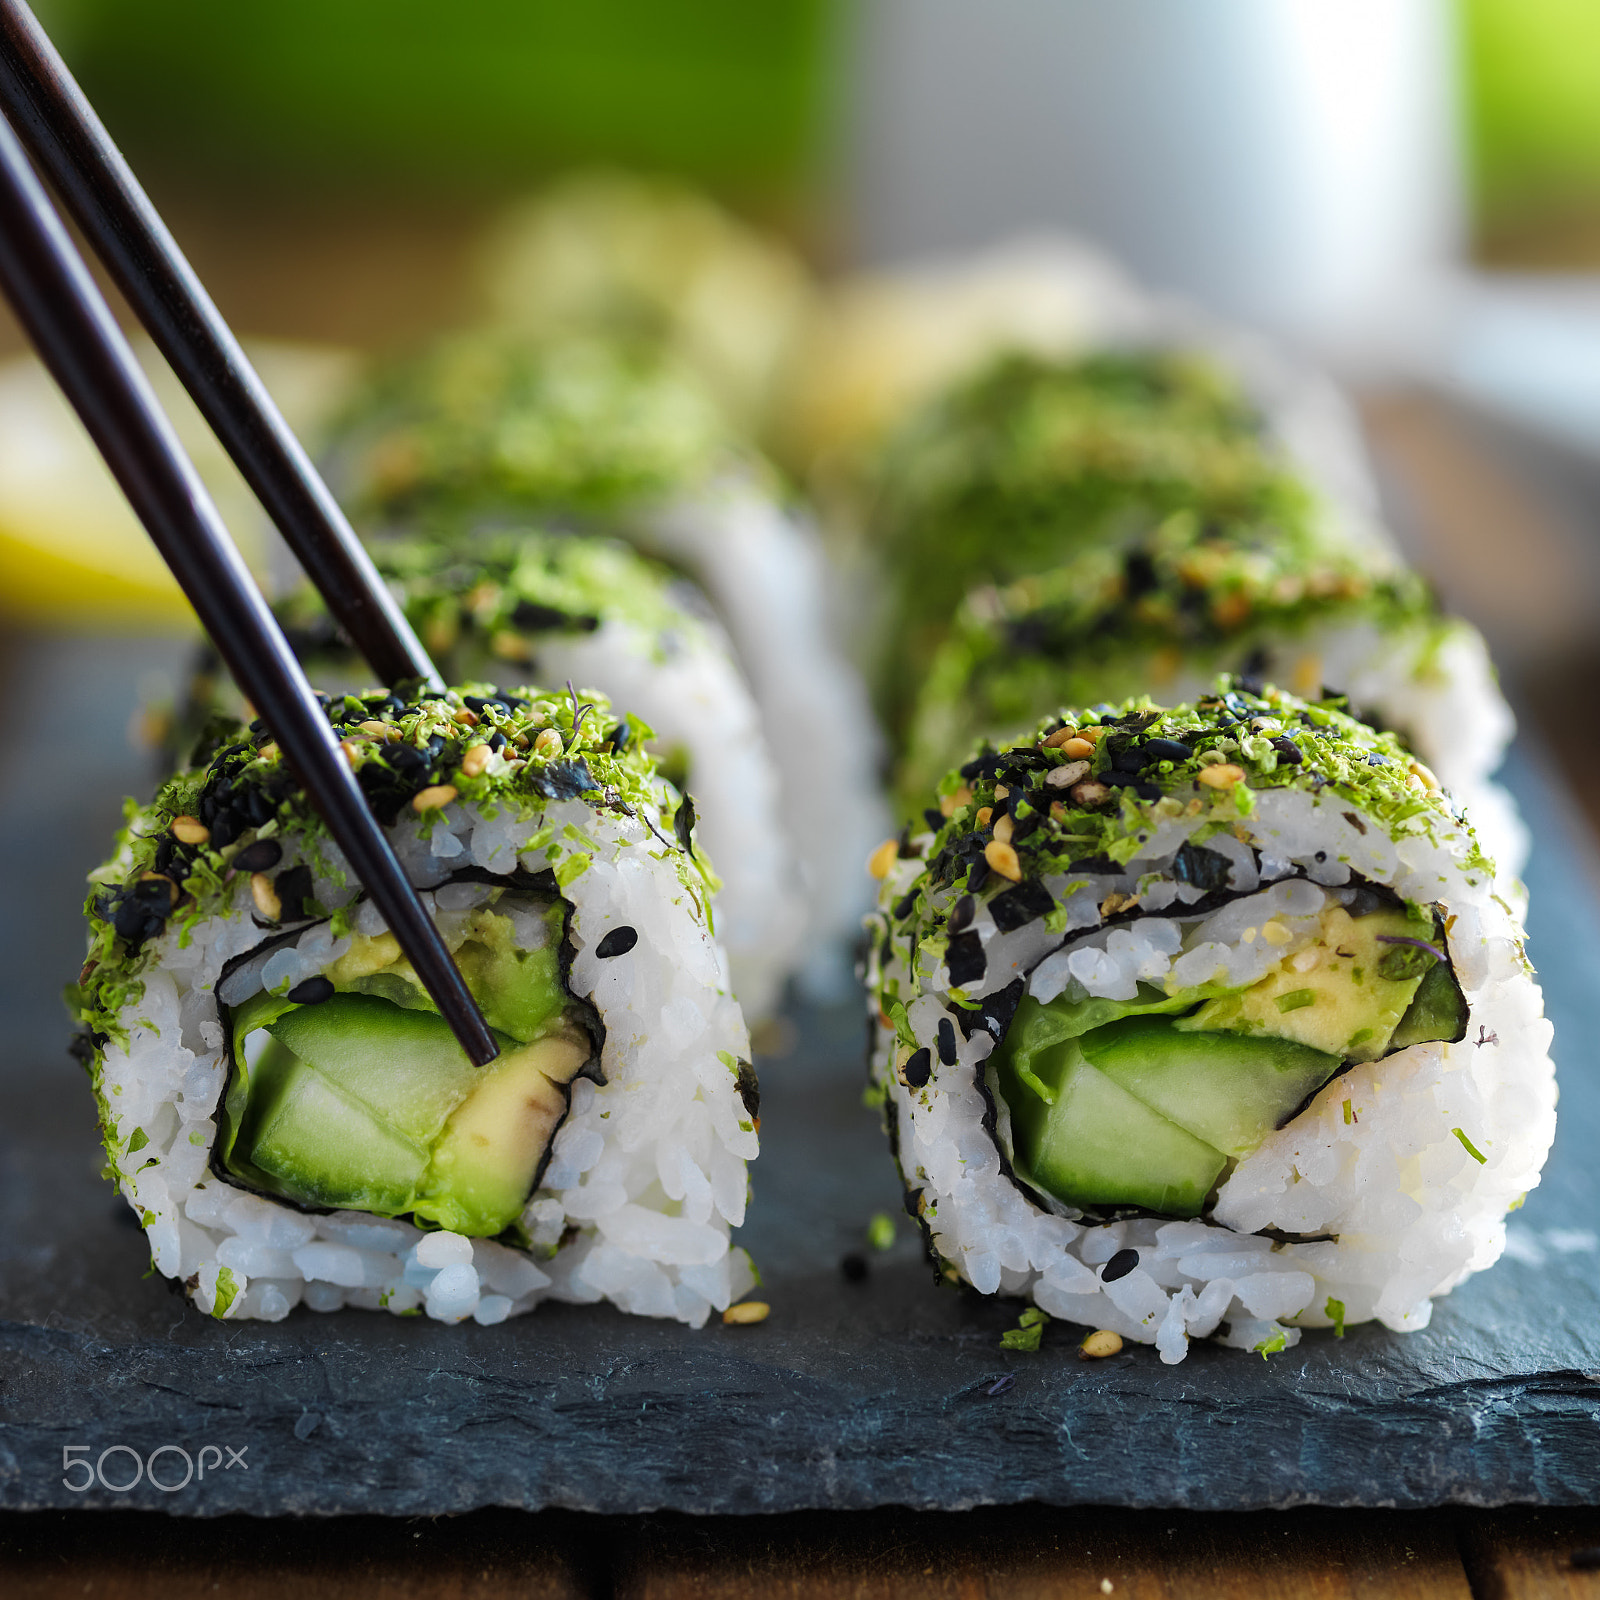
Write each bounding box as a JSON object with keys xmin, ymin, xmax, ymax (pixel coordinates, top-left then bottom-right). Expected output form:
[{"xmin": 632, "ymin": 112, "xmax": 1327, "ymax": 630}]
[
  {"xmin": 1452, "ymin": 1127, "xmax": 1488, "ymax": 1164},
  {"xmin": 1001, "ymin": 1306, "xmax": 1050, "ymax": 1352},
  {"xmin": 1275, "ymin": 989, "xmax": 1315, "ymax": 1014},
  {"xmin": 212, "ymin": 1266, "xmax": 240, "ymax": 1320},
  {"xmin": 554, "ymin": 852, "xmax": 592, "ymax": 888},
  {"xmin": 1254, "ymin": 1327, "xmax": 1288, "ymax": 1360},
  {"xmin": 126, "ymin": 1127, "xmax": 149, "ymax": 1155},
  {"xmin": 1325, "ymin": 1297, "xmax": 1346, "ymax": 1339},
  {"xmin": 866, "ymin": 1213, "xmax": 896, "ymax": 1253}
]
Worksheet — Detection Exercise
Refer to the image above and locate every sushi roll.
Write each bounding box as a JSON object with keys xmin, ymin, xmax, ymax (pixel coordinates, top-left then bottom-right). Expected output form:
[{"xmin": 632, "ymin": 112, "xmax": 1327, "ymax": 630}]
[
  {"xmin": 898, "ymin": 507, "xmax": 1524, "ymax": 880},
  {"xmin": 779, "ymin": 238, "xmax": 1382, "ymax": 546},
  {"xmin": 178, "ymin": 528, "xmax": 805, "ymax": 1020},
  {"xmin": 864, "ymin": 349, "xmax": 1321, "ymax": 733},
  {"xmin": 326, "ymin": 333, "xmax": 888, "ymax": 992},
  {"xmin": 866, "ymin": 681, "xmax": 1554, "ymax": 1362},
  {"xmin": 477, "ymin": 170, "xmax": 817, "ymax": 441},
  {"xmin": 73, "ymin": 684, "xmax": 760, "ymax": 1326}
]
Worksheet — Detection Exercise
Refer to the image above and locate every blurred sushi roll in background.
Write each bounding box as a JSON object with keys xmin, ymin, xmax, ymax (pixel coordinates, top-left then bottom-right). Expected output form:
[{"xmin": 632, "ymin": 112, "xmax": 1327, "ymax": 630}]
[
  {"xmin": 476, "ymin": 170, "xmax": 819, "ymax": 448},
  {"xmin": 175, "ymin": 528, "xmax": 805, "ymax": 1021},
  {"xmin": 74, "ymin": 683, "xmax": 760, "ymax": 1326},
  {"xmin": 809, "ymin": 322, "xmax": 1523, "ymax": 884},
  {"xmin": 322, "ymin": 332, "xmax": 888, "ymax": 996},
  {"xmin": 893, "ymin": 416, "xmax": 1525, "ymax": 880},
  {"xmin": 776, "ymin": 239, "xmax": 1385, "ymax": 547},
  {"xmin": 865, "ymin": 682, "xmax": 1554, "ymax": 1362}
]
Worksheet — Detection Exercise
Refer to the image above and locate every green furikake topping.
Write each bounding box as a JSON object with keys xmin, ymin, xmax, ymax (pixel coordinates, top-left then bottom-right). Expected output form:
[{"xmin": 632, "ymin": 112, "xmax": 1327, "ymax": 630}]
[
  {"xmin": 897, "ymin": 507, "xmax": 1449, "ymax": 807},
  {"xmin": 874, "ymin": 677, "xmax": 1486, "ymax": 983},
  {"xmin": 870, "ymin": 349, "xmax": 1312, "ymax": 727},
  {"xmin": 72, "ymin": 682, "xmax": 711, "ymax": 1060},
  {"xmin": 325, "ymin": 334, "xmax": 751, "ymax": 526},
  {"xmin": 174, "ymin": 530, "xmax": 714, "ymax": 774}
]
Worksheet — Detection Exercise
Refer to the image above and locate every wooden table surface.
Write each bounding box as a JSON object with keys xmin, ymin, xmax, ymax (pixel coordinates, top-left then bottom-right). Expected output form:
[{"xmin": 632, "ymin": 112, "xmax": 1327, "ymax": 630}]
[{"xmin": 3, "ymin": 1504, "xmax": 1600, "ymax": 1597}]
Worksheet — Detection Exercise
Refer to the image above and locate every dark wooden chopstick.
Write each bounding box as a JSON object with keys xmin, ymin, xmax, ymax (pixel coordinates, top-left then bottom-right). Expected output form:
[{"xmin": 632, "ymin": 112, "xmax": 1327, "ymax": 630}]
[
  {"xmin": 0, "ymin": 111, "xmax": 499, "ymax": 1067},
  {"xmin": 0, "ymin": 0, "xmax": 440, "ymax": 693}
]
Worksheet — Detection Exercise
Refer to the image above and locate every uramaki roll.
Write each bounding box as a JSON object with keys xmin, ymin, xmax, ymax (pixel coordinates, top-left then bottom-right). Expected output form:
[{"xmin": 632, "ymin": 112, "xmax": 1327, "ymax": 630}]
[
  {"xmin": 75, "ymin": 684, "xmax": 759, "ymax": 1325},
  {"xmin": 866, "ymin": 680, "xmax": 1554, "ymax": 1361}
]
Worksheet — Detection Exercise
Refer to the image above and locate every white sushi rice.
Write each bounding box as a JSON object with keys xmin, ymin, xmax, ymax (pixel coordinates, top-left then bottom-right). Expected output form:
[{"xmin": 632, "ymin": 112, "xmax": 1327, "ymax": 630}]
[
  {"xmin": 635, "ymin": 474, "xmax": 892, "ymax": 995},
  {"xmin": 98, "ymin": 797, "xmax": 759, "ymax": 1326},
  {"xmin": 512, "ymin": 598, "xmax": 805, "ymax": 1020},
  {"xmin": 871, "ymin": 786, "xmax": 1556, "ymax": 1363}
]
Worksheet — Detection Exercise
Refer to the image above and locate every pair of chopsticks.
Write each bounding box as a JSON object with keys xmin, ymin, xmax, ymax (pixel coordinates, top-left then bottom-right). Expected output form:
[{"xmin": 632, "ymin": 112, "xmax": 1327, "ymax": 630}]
[{"xmin": 0, "ymin": 0, "xmax": 498, "ymax": 1065}]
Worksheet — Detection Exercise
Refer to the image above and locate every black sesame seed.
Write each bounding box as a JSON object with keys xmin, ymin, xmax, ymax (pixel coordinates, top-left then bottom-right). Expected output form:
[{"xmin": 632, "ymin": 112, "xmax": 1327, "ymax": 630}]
[
  {"xmin": 286, "ymin": 976, "xmax": 335, "ymax": 1005},
  {"xmin": 112, "ymin": 898, "xmax": 149, "ymax": 944},
  {"xmin": 967, "ymin": 862, "xmax": 991, "ymax": 896},
  {"xmin": 233, "ymin": 838, "xmax": 283, "ymax": 874},
  {"xmin": 1271, "ymin": 736, "xmax": 1304, "ymax": 765},
  {"xmin": 1140, "ymin": 737, "xmax": 1192, "ymax": 764},
  {"xmin": 924, "ymin": 808, "xmax": 946, "ymax": 833},
  {"xmin": 274, "ymin": 864, "xmax": 314, "ymax": 922},
  {"xmin": 894, "ymin": 891, "xmax": 918, "ymax": 920},
  {"xmin": 1101, "ymin": 1248, "xmax": 1140, "ymax": 1283},
  {"xmin": 595, "ymin": 926, "xmax": 639, "ymax": 959},
  {"xmin": 903, "ymin": 1047, "xmax": 932, "ymax": 1089},
  {"xmin": 840, "ymin": 1253, "xmax": 869, "ymax": 1284},
  {"xmin": 948, "ymin": 894, "xmax": 976, "ymax": 934},
  {"xmin": 937, "ymin": 1017, "xmax": 958, "ymax": 1066},
  {"xmin": 945, "ymin": 931, "xmax": 986, "ymax": 988},
  {"xmin": 674, "ymin": 794, "xmax": 697, "ymax": 854}
]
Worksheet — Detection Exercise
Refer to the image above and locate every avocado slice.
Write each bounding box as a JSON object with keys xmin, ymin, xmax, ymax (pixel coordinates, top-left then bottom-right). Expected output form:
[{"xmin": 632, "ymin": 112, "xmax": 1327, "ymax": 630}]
[
  {"xmin": 414, "ymin": 1032, "xmax": 590, "ymax": 1234},
  {"xmin": 1080, "ymin": 1013, "xmax": 1343, "ymax": 1157},
  {"xmin": 1175, "ymin": 906, "xmax": 1432, "ymax": 1062},
  {"xmin": 327, "ymin": 906, "xmax": 567, "ymax": 1044},
  {"xmin": 998, "ymin": 1036, "xmax": 1227, "ymax": 1217}
]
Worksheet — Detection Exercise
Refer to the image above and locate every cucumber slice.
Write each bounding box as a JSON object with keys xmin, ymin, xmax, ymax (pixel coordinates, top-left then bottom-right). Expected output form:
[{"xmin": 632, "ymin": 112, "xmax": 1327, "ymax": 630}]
[
  {"xmin": 1389, "ymin": 956, "xmax": 1469, "ymax": 1051},
  {"xmin": 266, "ymin": 994, "xmax": 484, "ymax": 1142},
  {"xmin": 235, "ymin": 1033, "xmax": 429, "ymax": 1213},
  {"xmin": 998, "ymin": 1037, "xmax": 1227, "ymax": 1217},
  {"xmin": 1081, "ymin": 1014, "xmax": 1344, "ymax": 1158}
]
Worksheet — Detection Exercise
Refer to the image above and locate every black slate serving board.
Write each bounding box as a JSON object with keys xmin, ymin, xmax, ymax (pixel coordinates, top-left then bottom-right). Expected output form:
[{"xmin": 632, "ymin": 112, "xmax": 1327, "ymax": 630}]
[{"xmin": 0, "ymin": 637, "xmax": 1596, "ymax": 1516}]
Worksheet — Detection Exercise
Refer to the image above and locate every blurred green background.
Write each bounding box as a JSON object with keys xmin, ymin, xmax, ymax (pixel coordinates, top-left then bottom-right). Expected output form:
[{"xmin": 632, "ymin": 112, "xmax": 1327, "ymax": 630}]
[
  {"xmin": 37, "ymin": 0, "xmax": 837, "ymax": 202},
  {"xmin": 26, "ymin": 1, "xmax": 1600, "ymax": 267},
  {"xmin": 1460, "ymin": 0, "xmax": 1600, "ymax": 263}
]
